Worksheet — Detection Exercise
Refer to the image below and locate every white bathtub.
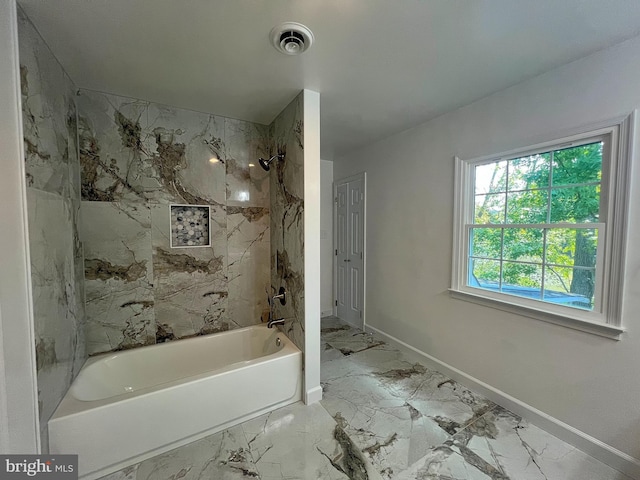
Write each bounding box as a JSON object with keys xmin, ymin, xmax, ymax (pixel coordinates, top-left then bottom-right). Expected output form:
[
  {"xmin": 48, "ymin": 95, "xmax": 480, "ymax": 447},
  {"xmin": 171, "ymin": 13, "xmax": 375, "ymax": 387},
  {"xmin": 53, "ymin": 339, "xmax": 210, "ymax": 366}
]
[{"xmin": 48, "ymin": 325, "xmax": 302, "ymax": 479}]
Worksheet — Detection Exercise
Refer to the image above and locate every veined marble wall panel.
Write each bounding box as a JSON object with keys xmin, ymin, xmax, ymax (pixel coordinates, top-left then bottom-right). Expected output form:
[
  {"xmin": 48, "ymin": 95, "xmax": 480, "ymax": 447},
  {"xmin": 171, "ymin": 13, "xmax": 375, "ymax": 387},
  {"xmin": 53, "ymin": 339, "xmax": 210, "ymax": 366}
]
[
  {"xmin": 27, "ymin": 189, "xmax": 85, "ymax": 448},
  {"xmin": 270, "ymin": 93, "xmax": 305, "ymax": 352},
  {"xmin": 80, "ymin": 202, "xmax": 155, "ymax": 355},
  {"xmin": 151, "ymin": 203, "xmax": 229, "ymax": 340},
  {"xmin": 225, "ymin": 118, "xmax": 270, "ymax": 207},
  {"xmin": 77, "ymin": 92, "xmax": 150, "ymax": 202},
  {"xmin": 145, "ymin": 103, "xmax": 226, "ymax": 205},
  {"xmin": 19, "ymin": 11, "xmax": 76, "ymax": 198},
  {"xmin": 77, "ymin": 89, "xmax": 271, "ymax": 352},
  {"xmin": 19, "ymin": 7, "xmax": 86, "ymax": 451},
  {"xmin": 227, "ymin": 207, "xmax": 271, "ymax": 327},
  {"xmin": 77, "ymin": 91, "xmax": 226, "ymax": 206}
]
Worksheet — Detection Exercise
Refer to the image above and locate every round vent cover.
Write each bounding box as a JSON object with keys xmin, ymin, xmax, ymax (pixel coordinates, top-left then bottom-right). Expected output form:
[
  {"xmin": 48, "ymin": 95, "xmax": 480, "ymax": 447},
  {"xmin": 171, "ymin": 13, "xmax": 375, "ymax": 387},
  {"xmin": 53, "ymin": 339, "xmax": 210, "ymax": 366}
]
[{"xmin": 270, "ymin": 22, "xmax": 314, "ymax": 55}]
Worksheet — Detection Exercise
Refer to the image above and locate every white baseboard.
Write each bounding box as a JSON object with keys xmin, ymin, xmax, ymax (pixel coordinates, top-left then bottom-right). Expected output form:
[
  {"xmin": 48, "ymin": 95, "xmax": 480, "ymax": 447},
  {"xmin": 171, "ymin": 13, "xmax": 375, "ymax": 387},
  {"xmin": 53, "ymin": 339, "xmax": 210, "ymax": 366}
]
[
  {"xmin": 305, "ymin": 385, "xmax": 323, "ymax": 405},
  {"xmin": 321, "ymin": 310, "xmax": 334, "ymax": 318},
  {"xmin": 365, "ymin": 324, "xmax": 640, "ymax": 480}
]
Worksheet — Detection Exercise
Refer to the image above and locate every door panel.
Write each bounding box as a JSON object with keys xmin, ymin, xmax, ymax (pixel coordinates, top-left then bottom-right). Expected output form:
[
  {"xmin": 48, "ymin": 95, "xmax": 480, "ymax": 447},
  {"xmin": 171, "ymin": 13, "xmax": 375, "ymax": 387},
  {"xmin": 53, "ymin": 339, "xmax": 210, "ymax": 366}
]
[
  {"xmin": 351, "ymin": 211, "xmax": 360, "ymax": 256},
  {"xmin": 337, "ymin": 265, "xmax": 346, "ymax": 306},
  {"xmin": 337, "ymin": 184, "xmax": 348, "ymax": 258},
  {"xmin": 335, "ymin": 175, "xmax": 365, "ymax": 327},
  {"xmin": 336, "ymin": 183, "xmax": 348, "ymax": 314},
  {"xmin": 350, "ymin": 267, "xmax": 360, "ymax": 310}
]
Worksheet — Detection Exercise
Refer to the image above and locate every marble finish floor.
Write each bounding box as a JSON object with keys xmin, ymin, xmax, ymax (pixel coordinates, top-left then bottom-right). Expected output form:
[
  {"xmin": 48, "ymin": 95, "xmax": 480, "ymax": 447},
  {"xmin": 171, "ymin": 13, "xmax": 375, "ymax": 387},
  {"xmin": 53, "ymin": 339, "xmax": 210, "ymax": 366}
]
[{"xmin": 100, "ymin": 317, "xmax": 631, "ymax": 480}]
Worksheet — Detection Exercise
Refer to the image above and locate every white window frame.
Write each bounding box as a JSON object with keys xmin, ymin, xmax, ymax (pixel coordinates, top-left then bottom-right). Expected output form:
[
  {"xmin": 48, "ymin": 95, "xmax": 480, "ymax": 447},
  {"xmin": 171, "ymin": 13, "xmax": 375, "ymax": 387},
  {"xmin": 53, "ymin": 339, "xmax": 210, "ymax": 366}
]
[{"xmin": 451, "ymin": 113, "xmax": 635, "ymax": 340}]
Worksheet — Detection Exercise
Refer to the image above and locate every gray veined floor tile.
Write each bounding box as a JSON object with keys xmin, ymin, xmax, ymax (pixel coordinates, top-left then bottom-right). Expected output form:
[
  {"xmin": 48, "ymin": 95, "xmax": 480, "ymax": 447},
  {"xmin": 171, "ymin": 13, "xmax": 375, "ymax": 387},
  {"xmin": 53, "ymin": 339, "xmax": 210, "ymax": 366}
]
[
  {"xmin": 344, "ymin": 343, "xmax": 418, "ymax": 373},
  {"xmin": 321, "ymin": 320, "xmax": 360, "ymax": 344},
  {"xmin": 377, "ymin": 364, "xmax": 497, "ymax": 435},
  {"xmin": 98, "ymin": 466, "xmax": 138, "ymax": 480},
  {"xmin": 321, "ymin": 316, "xmax": 352, "ymax": 332},
  {"xmin": 321, "ymin": 359, "xmax": 454, "ymax": 479},
  {"xmin": 98, "ymin": 425, "xmax": 260, "ymax": 480},
  {"xmin": 241, "ymin": 401, "xmax": 383, "ymax": 480},
  {"xmin": 396, "ymin": 407, "xmax": 633, "ymax": 480},
  {"xmin": 321, "ymin": 324, "xmax": 387, "ymax": 357},
  {"xmin": 342, "ymin": 344, "xmax": 497, "ymax": 438},
  {"xmin": 322, "ymin": 341, "xmax": 347, "ymax": 363}
]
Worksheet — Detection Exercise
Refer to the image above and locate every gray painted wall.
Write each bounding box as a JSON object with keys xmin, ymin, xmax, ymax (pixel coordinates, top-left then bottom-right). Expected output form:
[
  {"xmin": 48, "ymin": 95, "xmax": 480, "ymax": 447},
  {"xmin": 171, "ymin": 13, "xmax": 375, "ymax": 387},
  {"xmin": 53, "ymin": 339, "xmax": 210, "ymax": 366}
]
[
  {"xmin": 335, "ymin": 34, "xmax": 640, "ymax": 461},
  {"xmin": 320, "ymin": 159, "xmax": 334, "ymax": 317}
]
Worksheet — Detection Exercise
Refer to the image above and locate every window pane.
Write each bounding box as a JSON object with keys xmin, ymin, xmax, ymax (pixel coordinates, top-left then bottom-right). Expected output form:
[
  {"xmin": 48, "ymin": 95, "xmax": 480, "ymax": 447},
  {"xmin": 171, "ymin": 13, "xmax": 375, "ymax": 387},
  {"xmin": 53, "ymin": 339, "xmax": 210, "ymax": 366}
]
[
  {"xmin": 543, "ymin": 266, "xmax": 594, "ymax": 310},
  {"xmin": 545, "ymin": 228, "xmax": 598, "ymax": 267},
  {"xmin": 545, "ymin": 228, "xmax": 576, "ymax": 266},
  {"xmin": 508, "ymin": 153, "xmax": 550, "ymax": 191},
  {"xmin": 474, "ymin": 193, "xmax": 505, "ymax": 224},
  {"xmin": 470, "ymin": 228, "xmax": 502, "ymax": 259},
  {"xmin": 475, "ymin": 161, "xmax": 507, "ymax": 194},
  {"xmin": 550, "ymin": 185, "xmax": 600, "ymax": 223},
  {"xmin": 501, "ymin": 262, "xmax": 542, "ymax": 300},
  {"xmin": 502, "ymin": 228, "xmax": 543, "ymax": 263},
  {"xmin": 552, "ymin": 142, "xmax": 602, "ymax": 186},
  {"xmin": 545, "ymin": 228, "xmax": 598, "ymax": 302},
  {"xmin": 506, "ymin": 190, "xmax": 547, "ymax": 224},
  {"xmin": 469, "ymin": 258, "xmax": 501, "ymax": 290}
]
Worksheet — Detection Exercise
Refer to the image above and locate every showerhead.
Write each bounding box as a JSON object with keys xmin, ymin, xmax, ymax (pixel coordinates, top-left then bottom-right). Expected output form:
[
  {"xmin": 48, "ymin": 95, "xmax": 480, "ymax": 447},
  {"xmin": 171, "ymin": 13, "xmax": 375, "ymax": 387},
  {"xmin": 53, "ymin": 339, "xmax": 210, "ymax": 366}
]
[{"xmin": 258, "ymin": 154, "xmax": 285, "ymax": 172}]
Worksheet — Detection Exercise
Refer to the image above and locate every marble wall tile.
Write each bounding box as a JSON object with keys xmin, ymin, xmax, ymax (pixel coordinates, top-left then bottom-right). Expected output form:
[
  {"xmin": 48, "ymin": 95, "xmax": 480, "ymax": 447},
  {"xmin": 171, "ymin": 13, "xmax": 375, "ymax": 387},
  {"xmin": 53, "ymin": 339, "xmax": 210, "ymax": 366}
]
[
  {"xmin": 226, "ymin": 206, "xmax": 271, "ymax": 327},
  {"xmin": 145, "ymin": 103, "xmax": 226, "ymax": 205},
  {"xmin": 80, "ymin": 202, "xmax": 155, "ymax": 355},
  {"xmin": 71, "ymin": 203, "xmax": 86, "ymax": 375},
  {"xmin": 19, "ymin": 9, "xmax": 76, "ymax": 198},
  {"xmin": 77, "ymin": 91, "xmax": 151, "ymax": 202},
  {"xmin": 19, "ymin": 7, "xmax": 87, "ymax": 451},
  {"xmin": 270, "ymin": 93, "xmax": 305, "ymax": 352},
  {"xmin": 27, "ymin": 188, "xmax": 85, "ymax": 450},
  {"xmin": 77, "ymin": 89, "xmax": 273, "ymax": 353},
  {"xmin": 151, "ymin": 204, "xmax": 229, "ymax": 340},
  {"xmin": 67, "ymin": 90, "xmax": 81, "ymax": 204},
  {"xmin": 225, "ymin": 118, "xmax": 270, "ymax": 207},
  {"xmin": 77, "ymin": 90, "xmax": 228, "ymax": 206}
]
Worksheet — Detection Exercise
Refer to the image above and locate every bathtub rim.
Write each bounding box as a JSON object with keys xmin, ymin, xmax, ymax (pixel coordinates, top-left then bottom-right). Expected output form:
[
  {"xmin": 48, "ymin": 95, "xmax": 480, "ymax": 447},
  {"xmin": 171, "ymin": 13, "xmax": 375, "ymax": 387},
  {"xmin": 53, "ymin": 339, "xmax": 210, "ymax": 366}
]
[{"xmin": 51, "ymin": 325, "xmax": 299, "ymax": 418}]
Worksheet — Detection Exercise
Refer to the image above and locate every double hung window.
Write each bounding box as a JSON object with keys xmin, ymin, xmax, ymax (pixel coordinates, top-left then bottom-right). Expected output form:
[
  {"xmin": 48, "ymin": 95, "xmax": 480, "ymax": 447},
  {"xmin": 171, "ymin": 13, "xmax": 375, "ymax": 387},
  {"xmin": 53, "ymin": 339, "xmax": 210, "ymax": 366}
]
[{"xmin": 451, "ymin": 117, "xmax": 633, "ymax": 338}]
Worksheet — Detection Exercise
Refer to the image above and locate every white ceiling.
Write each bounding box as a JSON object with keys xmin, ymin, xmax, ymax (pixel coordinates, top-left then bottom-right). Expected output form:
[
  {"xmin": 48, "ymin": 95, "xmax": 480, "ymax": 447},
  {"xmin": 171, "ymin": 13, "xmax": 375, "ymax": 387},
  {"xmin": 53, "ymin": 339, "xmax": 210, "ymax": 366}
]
[{"xmin": 18, "ymin": 0, "xmax": 640, "ymax": 159}]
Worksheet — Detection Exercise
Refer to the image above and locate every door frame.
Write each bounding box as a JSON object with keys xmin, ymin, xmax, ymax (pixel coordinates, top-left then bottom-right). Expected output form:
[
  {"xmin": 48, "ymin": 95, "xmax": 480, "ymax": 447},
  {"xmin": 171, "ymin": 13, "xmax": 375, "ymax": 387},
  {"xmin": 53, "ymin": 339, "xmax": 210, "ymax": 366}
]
[{"xmin": 333, "ymin": 172, "xmax": 367, "ymax": 329}]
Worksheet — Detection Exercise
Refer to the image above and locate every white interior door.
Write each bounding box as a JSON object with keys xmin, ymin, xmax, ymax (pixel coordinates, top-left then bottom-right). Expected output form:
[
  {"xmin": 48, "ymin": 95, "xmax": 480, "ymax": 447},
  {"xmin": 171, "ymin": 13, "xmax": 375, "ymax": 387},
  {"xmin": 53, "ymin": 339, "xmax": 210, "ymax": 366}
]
[{"xmin": 334, "ymin": 173, "xmax": 365, "ymax": 328}]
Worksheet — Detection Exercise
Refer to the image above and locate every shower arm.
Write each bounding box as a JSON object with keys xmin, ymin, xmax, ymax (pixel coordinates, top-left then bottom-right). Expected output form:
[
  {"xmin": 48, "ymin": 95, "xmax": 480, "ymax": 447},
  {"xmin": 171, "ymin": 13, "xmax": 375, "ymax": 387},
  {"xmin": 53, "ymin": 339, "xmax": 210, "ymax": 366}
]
[{"xmin": 257, "ymin": 153, "xmax": 285, "ymax": 172}]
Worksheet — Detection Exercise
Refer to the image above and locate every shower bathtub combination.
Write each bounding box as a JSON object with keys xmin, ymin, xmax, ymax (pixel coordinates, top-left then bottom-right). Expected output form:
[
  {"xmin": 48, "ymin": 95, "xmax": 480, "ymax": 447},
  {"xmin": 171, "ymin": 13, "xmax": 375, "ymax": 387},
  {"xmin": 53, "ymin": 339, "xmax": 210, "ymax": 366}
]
[{"xmin": 48, "ymin": 325, "xmax": 302, "ymax": 479}]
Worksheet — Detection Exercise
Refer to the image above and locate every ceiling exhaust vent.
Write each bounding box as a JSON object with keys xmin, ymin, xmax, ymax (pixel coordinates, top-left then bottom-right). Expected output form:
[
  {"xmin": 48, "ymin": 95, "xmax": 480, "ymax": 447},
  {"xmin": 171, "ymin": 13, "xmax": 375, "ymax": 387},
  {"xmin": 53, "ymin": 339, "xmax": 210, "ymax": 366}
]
[{"xmin": 270, "ymin": 22, "xmax": 314, "ymax": 55}]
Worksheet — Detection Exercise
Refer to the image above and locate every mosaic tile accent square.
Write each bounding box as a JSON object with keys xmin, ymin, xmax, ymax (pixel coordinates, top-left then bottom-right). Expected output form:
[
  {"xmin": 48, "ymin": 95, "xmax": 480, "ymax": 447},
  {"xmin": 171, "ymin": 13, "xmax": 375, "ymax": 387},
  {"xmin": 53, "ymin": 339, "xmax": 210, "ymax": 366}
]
[{"xmin": 170, "ymin": 205, "xmax": 211, "ymax": 248}]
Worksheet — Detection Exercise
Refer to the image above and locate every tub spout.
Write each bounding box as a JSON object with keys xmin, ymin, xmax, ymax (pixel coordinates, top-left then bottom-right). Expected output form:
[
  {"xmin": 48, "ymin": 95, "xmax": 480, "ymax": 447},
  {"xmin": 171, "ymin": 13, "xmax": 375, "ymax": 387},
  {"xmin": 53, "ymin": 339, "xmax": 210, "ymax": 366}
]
[{"xmin": 267, "ymin": 318, "xmax": 285, "ymax": 328}]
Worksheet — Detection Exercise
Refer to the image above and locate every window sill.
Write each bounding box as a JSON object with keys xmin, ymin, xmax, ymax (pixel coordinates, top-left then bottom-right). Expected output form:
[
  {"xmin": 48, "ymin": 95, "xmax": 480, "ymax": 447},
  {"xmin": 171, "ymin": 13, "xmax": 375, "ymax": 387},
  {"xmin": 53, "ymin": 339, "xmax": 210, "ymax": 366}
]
[{"xmin": 449, "ymin": 288, "xmax": 624, "ymax": 340}]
